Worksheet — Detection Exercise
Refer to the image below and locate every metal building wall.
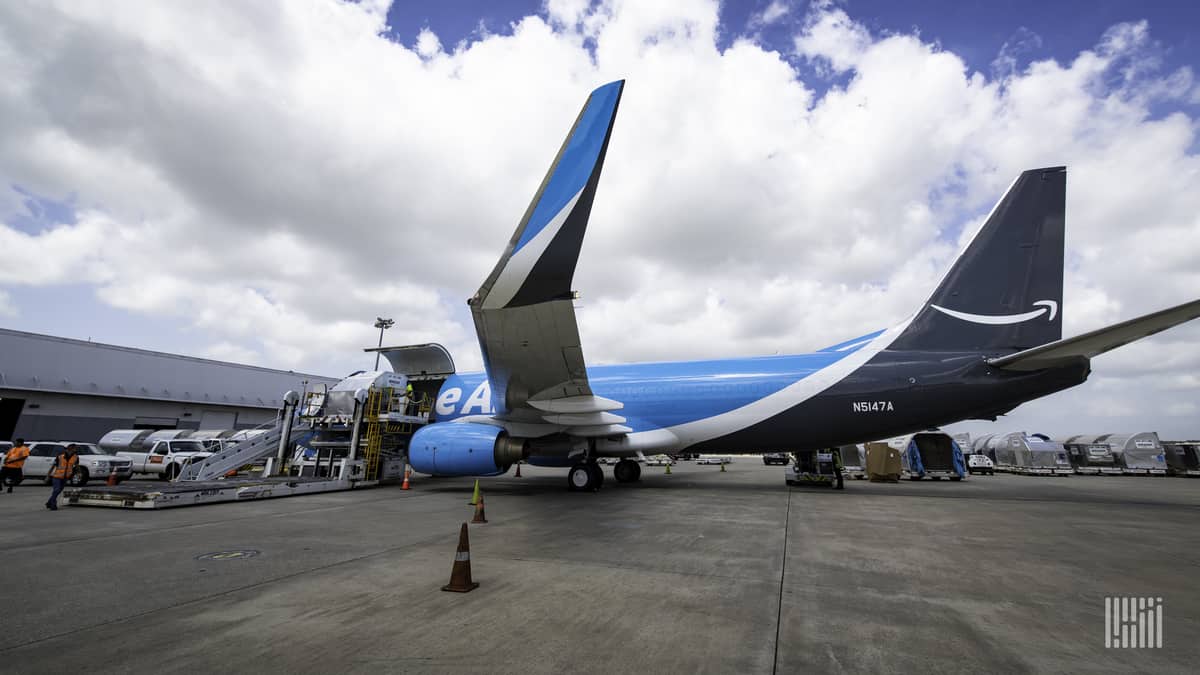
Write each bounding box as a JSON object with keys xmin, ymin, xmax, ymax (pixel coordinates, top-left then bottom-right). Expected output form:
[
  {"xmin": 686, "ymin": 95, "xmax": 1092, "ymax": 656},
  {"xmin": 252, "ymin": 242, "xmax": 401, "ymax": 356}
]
[
  {"xmin": 0, "ymin": 328, "xmax": 339, "ymax": 442},
  {"xmin": 2, "ymin": 389, "xmax": 282, "ymax": 442}
]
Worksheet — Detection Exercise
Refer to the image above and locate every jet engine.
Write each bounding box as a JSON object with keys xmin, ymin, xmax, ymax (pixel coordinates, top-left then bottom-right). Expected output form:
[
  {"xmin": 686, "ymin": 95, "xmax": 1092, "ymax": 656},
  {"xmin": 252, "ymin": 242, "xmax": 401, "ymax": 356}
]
[{"xmin": 408, "ymin": 422, "xmax": 527, "ymax": 476}]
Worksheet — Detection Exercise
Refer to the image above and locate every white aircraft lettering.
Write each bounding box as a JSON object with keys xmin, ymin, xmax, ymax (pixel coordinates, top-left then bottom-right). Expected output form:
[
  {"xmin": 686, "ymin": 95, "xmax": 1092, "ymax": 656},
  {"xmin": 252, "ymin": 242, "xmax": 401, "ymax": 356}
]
[
  {"xmin": 436, "ymin": 387, "xmax": 463, "ymax": 416},
  {"xmin": 461, "ymin": 381, "xmax": 493, "ymax": 415}
]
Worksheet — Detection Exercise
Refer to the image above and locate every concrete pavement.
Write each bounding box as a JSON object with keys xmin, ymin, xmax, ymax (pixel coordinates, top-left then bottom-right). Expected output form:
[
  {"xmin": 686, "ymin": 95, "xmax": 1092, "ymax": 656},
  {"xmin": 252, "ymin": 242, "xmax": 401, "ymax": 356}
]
[{"xmin": 0, "ymin": 461, "xmax": 1196, "ymax": 673}]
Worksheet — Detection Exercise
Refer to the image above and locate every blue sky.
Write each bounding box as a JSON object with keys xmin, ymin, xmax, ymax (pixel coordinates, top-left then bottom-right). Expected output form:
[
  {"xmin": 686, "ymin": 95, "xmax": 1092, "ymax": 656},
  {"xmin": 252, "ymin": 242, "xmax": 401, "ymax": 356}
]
[{"xmin": 387, "ymin": 0, "xmax": 1200, "ymax": 99}]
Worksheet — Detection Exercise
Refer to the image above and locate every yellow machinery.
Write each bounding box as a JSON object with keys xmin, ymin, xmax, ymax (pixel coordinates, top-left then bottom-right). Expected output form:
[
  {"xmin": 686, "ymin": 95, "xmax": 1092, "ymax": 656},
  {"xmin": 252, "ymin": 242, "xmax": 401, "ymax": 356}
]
[{"xmin": 362, "ymin": 387, "xmax": 431, "ymax": 480}]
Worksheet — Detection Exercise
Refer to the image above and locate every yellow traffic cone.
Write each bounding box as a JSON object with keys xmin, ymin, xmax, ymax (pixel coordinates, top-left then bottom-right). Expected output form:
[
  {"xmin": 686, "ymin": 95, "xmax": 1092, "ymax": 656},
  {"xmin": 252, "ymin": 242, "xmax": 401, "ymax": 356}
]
[
  {"xmin": 468, "ymin": 479, "xmax": 481, "ymax": 505},
  {"xmin": 720, "ymin": 461, "xmax": 727, "ymax": 473},
  {"xmin": 664, "ymin": 462, "xmax": 672, "ymax": 475}
]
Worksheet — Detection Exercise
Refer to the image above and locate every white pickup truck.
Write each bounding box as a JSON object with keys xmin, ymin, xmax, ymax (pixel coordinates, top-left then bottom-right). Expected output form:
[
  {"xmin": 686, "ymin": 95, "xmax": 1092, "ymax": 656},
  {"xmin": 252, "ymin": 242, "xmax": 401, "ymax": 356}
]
[
  {"xmin": 98, "ymin": 430, "xmax": 213, "ymax": 481},
  {"xmin": 119, "ymin": 439, "xmax": 212, "ymax": 480}
]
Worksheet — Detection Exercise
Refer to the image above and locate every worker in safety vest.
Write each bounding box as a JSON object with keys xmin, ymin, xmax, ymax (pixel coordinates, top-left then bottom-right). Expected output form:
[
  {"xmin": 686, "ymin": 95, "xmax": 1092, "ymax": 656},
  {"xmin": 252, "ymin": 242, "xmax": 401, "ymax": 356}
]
[
  {"xmin": 2, "ymin": 438, "xmax": 30, "ymax": 493},
  {"xmin": 45, "ymin": 444, "xmax": 79, "ymax": 511}
]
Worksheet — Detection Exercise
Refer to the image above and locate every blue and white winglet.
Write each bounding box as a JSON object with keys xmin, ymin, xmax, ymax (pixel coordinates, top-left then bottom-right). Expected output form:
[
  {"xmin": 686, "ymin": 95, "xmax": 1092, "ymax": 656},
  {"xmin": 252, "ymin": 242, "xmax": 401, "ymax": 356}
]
[{"xmin": 468, "ymin": 80, "xmax": 628, "ymax": 437}]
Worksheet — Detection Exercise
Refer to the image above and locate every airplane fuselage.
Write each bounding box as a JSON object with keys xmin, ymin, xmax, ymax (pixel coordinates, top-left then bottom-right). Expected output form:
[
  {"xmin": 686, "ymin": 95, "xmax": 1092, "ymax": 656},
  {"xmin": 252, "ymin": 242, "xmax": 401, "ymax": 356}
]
[{"xmin": 432, "ymin": 337, "xmax": 1090, "ymax": 457}]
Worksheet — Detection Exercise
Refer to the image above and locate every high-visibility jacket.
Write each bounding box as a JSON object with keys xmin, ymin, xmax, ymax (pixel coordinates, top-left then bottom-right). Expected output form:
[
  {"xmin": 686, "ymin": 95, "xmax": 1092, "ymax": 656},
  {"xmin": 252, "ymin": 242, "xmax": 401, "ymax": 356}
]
[
  {"xmin": 50, "ymin": 452, "xmax": 79, "ymax": 480},
  {"xmin": 4, "ymin": 445, "xmax": 29, "ymax": 469}
]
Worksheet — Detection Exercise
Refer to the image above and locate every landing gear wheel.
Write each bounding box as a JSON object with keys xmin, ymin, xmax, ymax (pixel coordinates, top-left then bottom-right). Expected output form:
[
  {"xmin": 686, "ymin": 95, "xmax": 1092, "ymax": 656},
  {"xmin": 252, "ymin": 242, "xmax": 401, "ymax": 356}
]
[
  {"xmin": 568, "ymin": 463, "xmax": 600, "ymax": 492},
  {"xmin": 614, "ymin": 459, "xmax": 641, "ymax": 483},
  {"xmin": 163, "ymin": 464, "xmax": 180, "ymax": 482},
  {"xmin": 69, "ymin": 467, "xmax": 89, "ymax": 487}
]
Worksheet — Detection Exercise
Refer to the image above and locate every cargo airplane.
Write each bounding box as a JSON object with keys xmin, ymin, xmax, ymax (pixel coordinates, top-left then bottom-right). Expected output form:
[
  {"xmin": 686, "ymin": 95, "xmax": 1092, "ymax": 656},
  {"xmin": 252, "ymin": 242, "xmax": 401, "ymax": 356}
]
[{"xmin": 404, "ymin": 80, "xmax": 1200, "ymax": 491}]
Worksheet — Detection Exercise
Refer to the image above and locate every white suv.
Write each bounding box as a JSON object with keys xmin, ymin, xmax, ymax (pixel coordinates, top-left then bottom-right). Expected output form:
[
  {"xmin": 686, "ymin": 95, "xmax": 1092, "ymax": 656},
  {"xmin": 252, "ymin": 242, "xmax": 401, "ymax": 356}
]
[{"xmin": 22, "ymin": 442, "xmax": 134, "ymax": 486}]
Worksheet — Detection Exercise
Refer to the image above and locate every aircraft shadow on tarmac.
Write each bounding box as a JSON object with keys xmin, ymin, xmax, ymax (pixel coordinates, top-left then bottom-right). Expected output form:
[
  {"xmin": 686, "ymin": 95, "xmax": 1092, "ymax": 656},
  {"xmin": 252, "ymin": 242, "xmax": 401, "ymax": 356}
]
[{"xmin": 408, "ymin": 472, "xmax": 1200, "ymax": 507}]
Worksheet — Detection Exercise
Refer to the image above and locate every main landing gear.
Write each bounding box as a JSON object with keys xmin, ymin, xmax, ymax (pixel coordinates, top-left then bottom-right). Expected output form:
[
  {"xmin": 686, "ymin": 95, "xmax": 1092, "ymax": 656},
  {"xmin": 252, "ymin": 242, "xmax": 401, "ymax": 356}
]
[
  {"xmin": 568, "ymin": 462, "xmax": 604, "ymax": 492},
  {"xmin": 614, "ymin": 459, "xmax": 641, "ymax": 484},
  {"xmin": 567, "ymin": 458, "xmax": 641, "ymax": 491}
]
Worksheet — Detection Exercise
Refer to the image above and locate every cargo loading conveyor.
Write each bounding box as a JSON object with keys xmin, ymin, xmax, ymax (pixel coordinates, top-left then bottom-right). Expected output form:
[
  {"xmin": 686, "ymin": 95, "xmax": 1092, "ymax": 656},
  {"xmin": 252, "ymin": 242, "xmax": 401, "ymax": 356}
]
[
  {"xmin": 63, "ymin": 476, "xmax": 363, "ymax": 509},
  {"xmin": 62, "ymin": 349, "xmax": 452, "ymax": 509}
]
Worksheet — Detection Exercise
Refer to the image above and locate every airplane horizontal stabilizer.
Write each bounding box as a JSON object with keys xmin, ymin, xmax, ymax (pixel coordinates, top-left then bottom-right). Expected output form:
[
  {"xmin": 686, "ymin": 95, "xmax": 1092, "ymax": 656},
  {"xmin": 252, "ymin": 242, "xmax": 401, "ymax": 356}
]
[{"xmin": 988, "ymin": 298, "xmax": 1200, "ymax": 371}]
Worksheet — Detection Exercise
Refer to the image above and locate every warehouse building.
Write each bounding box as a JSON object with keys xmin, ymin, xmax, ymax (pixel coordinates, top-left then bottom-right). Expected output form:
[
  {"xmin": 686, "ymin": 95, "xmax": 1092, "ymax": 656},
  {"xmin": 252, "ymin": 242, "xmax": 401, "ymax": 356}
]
[{"xmin": 0, "ymin": 328, "xmax": 339, "ymax": 442}]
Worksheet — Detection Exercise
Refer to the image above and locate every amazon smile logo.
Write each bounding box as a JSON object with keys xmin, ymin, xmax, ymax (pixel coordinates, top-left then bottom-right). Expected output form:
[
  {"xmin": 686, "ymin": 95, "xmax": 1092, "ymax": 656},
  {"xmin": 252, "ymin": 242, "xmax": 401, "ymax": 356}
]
[{"xmin": 930, "ymin": 300, "xmax": 1058, "ymax": 325}]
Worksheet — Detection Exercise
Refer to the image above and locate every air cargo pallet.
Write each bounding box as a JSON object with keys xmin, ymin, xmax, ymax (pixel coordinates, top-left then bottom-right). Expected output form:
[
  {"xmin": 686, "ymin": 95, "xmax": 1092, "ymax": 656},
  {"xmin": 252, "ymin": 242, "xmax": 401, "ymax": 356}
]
[{"xmin": 64, "ymin": 476, "xmax": 372, "ymax": 510}]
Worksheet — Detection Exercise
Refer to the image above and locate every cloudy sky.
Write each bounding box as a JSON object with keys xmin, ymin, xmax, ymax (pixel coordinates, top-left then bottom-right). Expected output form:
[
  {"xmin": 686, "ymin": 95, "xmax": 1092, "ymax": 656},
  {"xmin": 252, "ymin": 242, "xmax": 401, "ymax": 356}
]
[{"xmin": 1, "ymin": 0, "xmax": 1197, "ymax": 439}]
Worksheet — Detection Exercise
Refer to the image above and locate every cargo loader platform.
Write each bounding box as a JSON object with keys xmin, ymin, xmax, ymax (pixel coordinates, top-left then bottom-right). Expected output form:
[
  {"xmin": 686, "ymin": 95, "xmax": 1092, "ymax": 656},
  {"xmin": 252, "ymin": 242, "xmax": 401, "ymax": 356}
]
[{"xmin": 64, "ymin": 476, "xmax": 370, "ymax": 510}]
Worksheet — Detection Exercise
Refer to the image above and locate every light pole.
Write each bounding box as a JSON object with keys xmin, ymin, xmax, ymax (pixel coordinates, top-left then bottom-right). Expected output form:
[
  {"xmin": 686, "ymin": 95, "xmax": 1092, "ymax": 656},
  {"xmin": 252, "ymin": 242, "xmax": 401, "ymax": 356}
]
[{"xmin": 373, "ymin": 317, "xmax": 394, "ymax": 370}]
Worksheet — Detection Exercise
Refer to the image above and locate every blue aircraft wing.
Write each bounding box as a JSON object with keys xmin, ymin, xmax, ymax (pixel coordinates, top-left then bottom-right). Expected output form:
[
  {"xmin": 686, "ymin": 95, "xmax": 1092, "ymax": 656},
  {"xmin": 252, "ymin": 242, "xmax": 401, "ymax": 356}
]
[{"xmin": 468, "ymin": 81, "xmax": 627, "ymax": 434}]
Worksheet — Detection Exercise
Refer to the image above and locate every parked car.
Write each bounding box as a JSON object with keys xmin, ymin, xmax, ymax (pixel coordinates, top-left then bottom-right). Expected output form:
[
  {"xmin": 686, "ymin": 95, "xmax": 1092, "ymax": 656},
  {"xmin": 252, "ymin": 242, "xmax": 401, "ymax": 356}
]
[
  {"xmin": 762, "ymin": 453, "xmax": 790, "ymax": 465},
  {"xmin": 643, "ymin": 455, "xmax": 676, "ymax": 466},
  {"xmin": 20, "ymin": 442, "xmax": 134, "ymax": 486},
  {"xmin": 697, "ymin": 456, "xmax": 732, "ymax": 465},
  {"xmin": 967, "ymin": 454, "xmax": 995, "ymax": 476},
  {"xmin": 116, "ymin": 439, "xmax": 212, "ymax": 481}
]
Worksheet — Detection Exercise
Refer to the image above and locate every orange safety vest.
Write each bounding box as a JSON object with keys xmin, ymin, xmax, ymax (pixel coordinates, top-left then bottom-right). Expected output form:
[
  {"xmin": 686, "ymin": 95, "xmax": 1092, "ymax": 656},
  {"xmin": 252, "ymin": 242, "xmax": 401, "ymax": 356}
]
[
  {"xmin": 3, "ymin": 445, "xmax": 29, "ymax": 469},
  {"xmin": 50, "ymin": 452, "xmax": 78, "ymax": 479}
]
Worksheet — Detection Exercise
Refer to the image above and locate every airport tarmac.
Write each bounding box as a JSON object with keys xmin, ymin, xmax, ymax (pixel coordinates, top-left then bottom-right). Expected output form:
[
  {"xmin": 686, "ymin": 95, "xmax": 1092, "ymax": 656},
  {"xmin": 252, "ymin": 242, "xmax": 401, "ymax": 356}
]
[{"xmin": 1, "ymin": 461, "xmax": 1197, "ymax": 674}]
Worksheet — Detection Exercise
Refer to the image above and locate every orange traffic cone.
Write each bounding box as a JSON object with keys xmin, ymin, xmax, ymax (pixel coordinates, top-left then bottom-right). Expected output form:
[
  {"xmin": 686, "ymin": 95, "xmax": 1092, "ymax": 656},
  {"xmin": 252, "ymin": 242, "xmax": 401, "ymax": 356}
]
[
  {"xmin": 514, "ymin": 462, "xmax": 522, "ymax": 478},
  {"xmin": 106, "ymin": 472, "xmax": 118, "ymax": 486},
  {"xmin": 401, "ymin": 467, "xmax": 411, "ymax": 490},
  {"xmin": 441, "ymin": 523, "xmax": 480, "ymax": 593},
  {"xmin": 471, "ymin": 496, "xmax": 488, "ymax": 524}
]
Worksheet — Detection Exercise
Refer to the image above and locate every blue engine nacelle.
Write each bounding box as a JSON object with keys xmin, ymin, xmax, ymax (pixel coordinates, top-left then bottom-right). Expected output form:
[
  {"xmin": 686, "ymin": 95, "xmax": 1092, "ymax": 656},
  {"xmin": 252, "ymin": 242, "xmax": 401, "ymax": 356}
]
[{"xmin": 408, "ymin": 422, "xmax": 527, "ymax": 477}]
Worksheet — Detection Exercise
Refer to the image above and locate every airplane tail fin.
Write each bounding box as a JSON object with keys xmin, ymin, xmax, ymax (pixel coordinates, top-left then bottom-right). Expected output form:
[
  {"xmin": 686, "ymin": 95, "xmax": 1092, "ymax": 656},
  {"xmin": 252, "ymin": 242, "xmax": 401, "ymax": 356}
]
[
  {"xmin": 472, "ymin": 80, "xmax": 625, "ymax": 310},
  {"xmin": 889, "ymin": 166, "xmax": 1066, "ymax": 353}
]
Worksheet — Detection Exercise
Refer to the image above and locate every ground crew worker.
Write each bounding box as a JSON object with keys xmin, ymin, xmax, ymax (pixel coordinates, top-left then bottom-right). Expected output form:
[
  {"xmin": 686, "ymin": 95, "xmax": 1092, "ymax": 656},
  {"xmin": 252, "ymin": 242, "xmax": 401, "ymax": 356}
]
[
  {"xmin": 2, "ymin": 438, "xmax": 30, "ymax": 493},
  {"xmin": 45, "ymin": 443, "xmax": 79, "ymax": 511},
  {"xmin": 405, "ymin": 382, "xmax": 415, "ymax": 414}
]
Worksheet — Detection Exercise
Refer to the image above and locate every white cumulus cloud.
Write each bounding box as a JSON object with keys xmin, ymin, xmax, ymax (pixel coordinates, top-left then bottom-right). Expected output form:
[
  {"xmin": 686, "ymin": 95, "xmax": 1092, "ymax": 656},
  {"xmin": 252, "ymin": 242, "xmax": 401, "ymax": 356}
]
[{"xmin": 0, "ymin": 289, "xmax": 16, "ymax": 318}]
